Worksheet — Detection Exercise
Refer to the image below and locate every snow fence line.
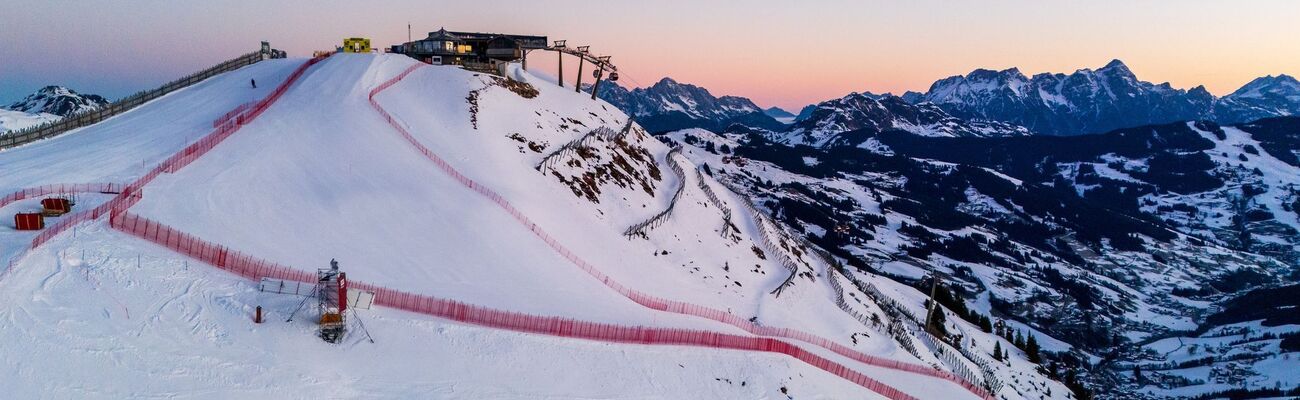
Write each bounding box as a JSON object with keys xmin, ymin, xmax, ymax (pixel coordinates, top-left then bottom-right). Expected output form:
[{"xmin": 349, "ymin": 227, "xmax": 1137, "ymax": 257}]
[
  {"xmin": 368, "ymin": 63, "xmax": 994, "ymax": 400},
  {"xmin": 623, "ymin": 146, "xmax": 686, "ymax": 237},
  {"xmin": 717, "ymin": 178, "xmax": 802, "ymax": 297},
  {"xmin": 107, "ymin": 210, "xmax": 917, "ymax": 400},
  {"xmin": 693, "ymin": 166, "xmax": 737, "ymax": 234},
  {"xmin": 1, "ymin": 56, "xmax": 327, "ymax": 283}
]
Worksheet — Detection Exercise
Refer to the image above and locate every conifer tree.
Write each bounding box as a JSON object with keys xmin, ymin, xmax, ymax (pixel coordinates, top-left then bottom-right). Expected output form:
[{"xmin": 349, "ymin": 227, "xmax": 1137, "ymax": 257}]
[{"xmin": 1026, "ymin": 333, "xmax": 1041, "ymax": 363}]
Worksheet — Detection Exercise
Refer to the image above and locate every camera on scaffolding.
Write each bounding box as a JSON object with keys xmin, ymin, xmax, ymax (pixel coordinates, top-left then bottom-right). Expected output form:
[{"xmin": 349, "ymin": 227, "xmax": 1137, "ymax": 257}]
[{"xmin": 258, "ymin": 259, "xmax": 376, "ymax": 344}]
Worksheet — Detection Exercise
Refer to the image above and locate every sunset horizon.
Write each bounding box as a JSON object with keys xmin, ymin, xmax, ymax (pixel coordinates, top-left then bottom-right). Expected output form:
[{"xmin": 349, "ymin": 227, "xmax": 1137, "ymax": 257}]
[{"xmin": 5, "ymin": 1, "xmax": 1298, "ymax": 110}]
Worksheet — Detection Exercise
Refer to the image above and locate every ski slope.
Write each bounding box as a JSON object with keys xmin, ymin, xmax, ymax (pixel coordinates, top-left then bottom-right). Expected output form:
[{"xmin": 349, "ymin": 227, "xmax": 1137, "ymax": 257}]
[{"xmin": 0, "ymin": 53, "xmax": 1007, "ymax": 399}]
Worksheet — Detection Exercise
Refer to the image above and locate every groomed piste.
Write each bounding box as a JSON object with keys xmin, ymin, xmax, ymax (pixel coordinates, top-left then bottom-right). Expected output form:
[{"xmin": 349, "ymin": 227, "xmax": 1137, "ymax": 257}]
[{"xmin": 0, "ymin": 53, "xmax": 996, "ymax": 399}]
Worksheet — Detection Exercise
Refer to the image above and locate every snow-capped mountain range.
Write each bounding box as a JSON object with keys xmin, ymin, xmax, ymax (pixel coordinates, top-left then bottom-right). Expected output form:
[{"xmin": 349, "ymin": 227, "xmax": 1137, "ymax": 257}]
[
  {"xmin": 778, "ymin": 92, "xmax": 1032, "ymax": 146},
  {"xmin": 594, "ymin": 61, "xmax": 1300, "ymax": 145},
  {"xmin": 913, "ymin": 60, "xmax": 1300, "ymax": 136},
  {"xmin": 591, "ymin": 78, "xmax": 784, "ymax": 133},
  {"xmin": 1, "ymin": 86, "xmax": 109, "ymax": 133}
]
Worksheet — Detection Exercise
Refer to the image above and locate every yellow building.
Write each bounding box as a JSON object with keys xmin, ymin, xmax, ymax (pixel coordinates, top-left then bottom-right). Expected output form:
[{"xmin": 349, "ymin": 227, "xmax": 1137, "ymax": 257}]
[{"xmin": 342, "ymin": 38, "xmax": 371, "ymax": 53}]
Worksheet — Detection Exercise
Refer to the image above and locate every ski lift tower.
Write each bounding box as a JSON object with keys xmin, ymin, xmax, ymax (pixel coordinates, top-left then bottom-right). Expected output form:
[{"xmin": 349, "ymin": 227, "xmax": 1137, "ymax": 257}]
[{"xmin": 317, "ymin": 260, "xmax": 348, "ymax": 343}]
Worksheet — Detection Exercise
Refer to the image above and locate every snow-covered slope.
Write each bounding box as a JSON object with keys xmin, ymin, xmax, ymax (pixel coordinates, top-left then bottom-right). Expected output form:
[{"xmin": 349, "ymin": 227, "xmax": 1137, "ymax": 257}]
[
  {"xmin": 0, "ymin": 108, "xmax": 58, "ymax": 133},
  {"xmin": 0, "ymin": 54, "xmax": 1042, "ymax": 399}
]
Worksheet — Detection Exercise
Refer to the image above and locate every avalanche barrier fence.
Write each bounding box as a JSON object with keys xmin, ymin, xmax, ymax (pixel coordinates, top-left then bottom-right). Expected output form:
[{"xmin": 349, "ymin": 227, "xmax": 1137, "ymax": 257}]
[
  {"xmin": 623, "ymin": 146, "xmax": 686, "ymax": 237},
  {"xmin": 717, "ymin": 178, "xmax": 803, "ymax": 297}
]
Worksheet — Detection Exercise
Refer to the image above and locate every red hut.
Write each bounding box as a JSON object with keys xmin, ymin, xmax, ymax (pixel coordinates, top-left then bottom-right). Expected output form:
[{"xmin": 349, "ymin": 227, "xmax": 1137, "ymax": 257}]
[
  {"xmin": 14, "ymin": 213, "xmax": 45, "ymax": 230},
  {"xmin": 41, "ymin": 198, "xmax": 71, "ymax": 216}
]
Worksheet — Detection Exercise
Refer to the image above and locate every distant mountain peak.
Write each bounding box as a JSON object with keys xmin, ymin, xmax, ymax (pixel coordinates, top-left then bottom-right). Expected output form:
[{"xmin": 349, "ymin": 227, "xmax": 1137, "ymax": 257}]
[
  {"xmin": 654, "ymin": 77, "xmax": 682, "ymax": 87},
  {"xmin": 1229, "ymin": 74, "xmax": 1300, "ymax": 99},
  {"xmin": 1095, "ymin": 59, "xmax": 1136, "ymax": 80},
  {"xmin": 7, "ymin": 85, "xmax": 109, "ymax": 117},
  {"xmin": 965, "ymin": 67, "xmax": 1025, "ymax": 81},
  {"xmin": 763, "ymin": 106, "xmax": 795, "ymax": 120},
  {"xmin": 1101, "ymin": 58, "xmax": 1129, "ymax": 71}
]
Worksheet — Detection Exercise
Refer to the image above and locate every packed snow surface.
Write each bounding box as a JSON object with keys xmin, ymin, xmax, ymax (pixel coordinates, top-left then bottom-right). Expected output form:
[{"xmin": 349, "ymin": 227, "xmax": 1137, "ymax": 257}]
[{"xmin": 0, "ymin": 54, "xmax": 1024, "ymax": 399}]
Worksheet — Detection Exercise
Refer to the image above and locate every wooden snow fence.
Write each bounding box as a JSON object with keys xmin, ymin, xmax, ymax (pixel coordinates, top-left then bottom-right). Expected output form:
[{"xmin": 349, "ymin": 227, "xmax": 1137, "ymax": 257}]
[{"xmin": 1, "ymin": 50, "xmax": 266, "ymax": 150}]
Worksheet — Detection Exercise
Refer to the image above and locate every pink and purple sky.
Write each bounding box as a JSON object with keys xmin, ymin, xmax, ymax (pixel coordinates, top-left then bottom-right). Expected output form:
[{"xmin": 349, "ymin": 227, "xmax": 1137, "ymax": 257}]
[{"xmin": 3, "ymin": 0, "xmax": 1299, "ymax": 110}]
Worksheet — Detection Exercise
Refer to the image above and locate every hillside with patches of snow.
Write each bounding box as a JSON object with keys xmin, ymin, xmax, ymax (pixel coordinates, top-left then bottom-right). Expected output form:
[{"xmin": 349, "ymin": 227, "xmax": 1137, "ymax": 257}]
[{"xmin": 662, "ymin": 116, "xmax": 1299, "ymax": 398}]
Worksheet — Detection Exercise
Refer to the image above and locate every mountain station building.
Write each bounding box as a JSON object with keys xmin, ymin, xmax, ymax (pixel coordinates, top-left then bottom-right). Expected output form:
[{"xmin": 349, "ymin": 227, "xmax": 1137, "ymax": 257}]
[{"xmin": 390, "ymin": 28, "xmax": 547, "ymax": 68}]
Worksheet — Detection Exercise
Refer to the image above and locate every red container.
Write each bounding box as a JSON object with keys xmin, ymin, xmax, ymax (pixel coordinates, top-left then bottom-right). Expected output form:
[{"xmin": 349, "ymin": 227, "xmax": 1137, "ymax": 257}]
[
  {"xmin": 41, "ymin": 198, "xmax": 71, "ymax": 216},
  {"xmin": 14, "ymin": 213, "xmax": 44, "ymax": 230}
]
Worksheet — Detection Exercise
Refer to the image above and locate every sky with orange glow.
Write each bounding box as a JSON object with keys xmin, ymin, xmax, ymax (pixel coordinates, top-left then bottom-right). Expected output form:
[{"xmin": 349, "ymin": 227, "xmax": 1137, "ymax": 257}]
[{"xmin": 3, "ymin": 0, "xmax": 1299, "ymax": 111}]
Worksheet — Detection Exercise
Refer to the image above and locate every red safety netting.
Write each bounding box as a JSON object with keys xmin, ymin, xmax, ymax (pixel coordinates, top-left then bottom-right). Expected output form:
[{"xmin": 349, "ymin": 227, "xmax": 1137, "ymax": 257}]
[
  {"xmin": 0, "ymin": 183, "xmax": 125, "ymax": 210},
  {"xmin": 367, "ymin": 64, "xmax": 993, "ymax": 399},
  {"xmin": 1, "ymin": 183, "xmax": 127, "ymax": 280},
  {"xmin": 212, "ymin": 102, "xmax": 253, "ymax": 128},
  {"xmin": 3, "ymin": 57, "xmax": 326, "ymax": 280},
  {"xmin": 107, "ymin": 210, "xmax": 916, "ymax": 400}
]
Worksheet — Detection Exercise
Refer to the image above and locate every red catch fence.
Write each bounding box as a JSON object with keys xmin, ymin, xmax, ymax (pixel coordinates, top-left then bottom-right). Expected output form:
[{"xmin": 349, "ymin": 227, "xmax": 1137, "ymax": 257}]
[
  {"xmin": 212, "ymin": 102, "xmax": 254, "ymax": 128},
  {"xmin": 108, "ymin": 211, "xmax": 916, "ymax": 400},
  {"xmin": 367, "ymin": 63, "xmax": 993, "ymax": 399},
  {"xmin": 0, "ymin": 183, "xmax": 125, "ymax": 210},
  {"xmin": 3, "ymin": 56, "xmax": 326, "ymax": 282}
]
